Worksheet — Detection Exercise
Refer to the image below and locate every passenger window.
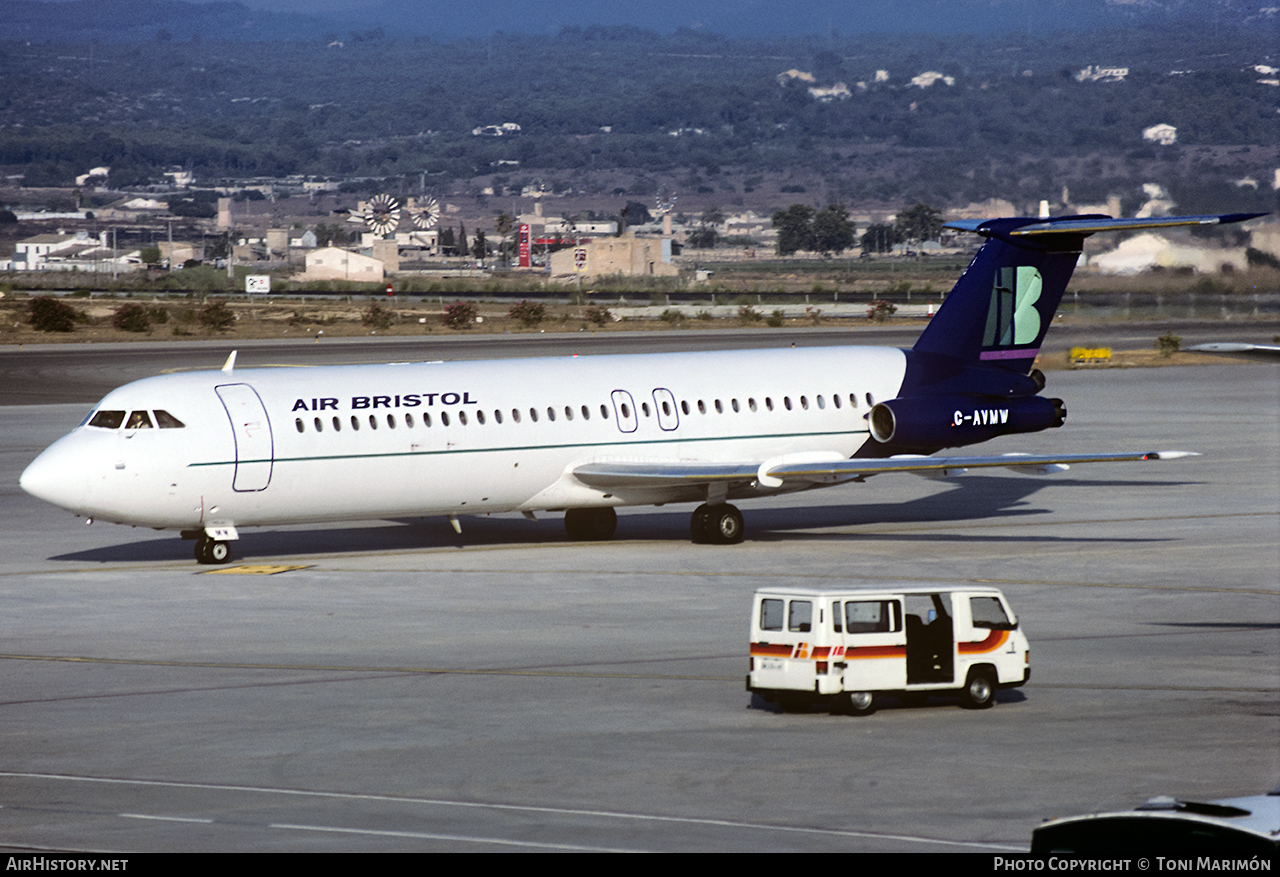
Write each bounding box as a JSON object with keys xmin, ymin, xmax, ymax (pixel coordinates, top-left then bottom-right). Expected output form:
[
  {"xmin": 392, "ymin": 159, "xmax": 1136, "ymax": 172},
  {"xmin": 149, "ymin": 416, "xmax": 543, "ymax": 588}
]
[
  {"xmin": 295, "ymin": 418, "xmax": 304, "ymax": 433},
  {"xmin": 564, "ymin": 406, "xmax": 572, "ymax": 420},
  {"xmin": 731, "ymin": 399, "xmax": 739, "ymax": 413},
  {"xmin": 832, "ymin": 395, "xmax": 841, "ymax": 409},
  {"xmin": 369, "ymin": 415, "xmax": 378, "ymax": 430},
  {"xmin": 441, "ymin": 412, "xmax": 450, "ymax": 427},
  {"xmin": 405, "ymin": 413, "xmax": 414, "ymax": 428},
  {"xmin": 546, "ymin": 407, "xmax": 555, "ymax": 422},
  {"xmin": 581, "ymin": 405, "xmax": 589, "ymax": 420},
  {"xmin": 714, "ymin": 399, "xmax": 722, "ymax": 413},
  {"xmin": 89, "ymin": 410, "xmax": 126, "ymax": 429},
  {"xmin": 760, "ymin": 599, "xmax": 784, "ymax": 632},
  {"xmin": 476, "ymin": 410, "xmax": 485, "ymax": 425},
  {"xmin": 800, "ymin": 396, "xmax": 808, "ymax": 410},
  {"xmin": 512, "ymin": 409, "xmax": 521, "ymax": 423},
  {"xmin": 784, "ymin": 397, "xmax": 792, "ymax": 411},
  {"xmin": 313, "ymin": 417, "xmax": 323, "ymax": 432},
  {"xmin": 494, "ymin": 410, "xmax": 503, "ymax": 424},
  {"xmin": 844, "ymin": 600, "xmax": 899, "ymax": 634},
  {"xmin": 423, "ymin": 412, "xmax": 432, "ymax": 427},
  {"xmin": 765, "ymin": 397, "xmax": 774, "ymax": 411},
  {"xmin": 154, "ymin": 410, "xmax": 184, "ymax": 428},
  {"xmin": 816, "ymin": 395, "xmax": 825, "ymax": 409},
  {"xmin": 681, "ymin": 400, "xmax": 690, "ymax": 415},
  {"xmin": 748, "ymin": 398, "xmax": 757, "ymax": 412},
  {"xmin": 788, "ymin": 600, "xmax": 812, "ymax": 633},
  {"xmin": 599, "ymin": 404, "xmax": 609, "ymax": 419},
  {"xmin": 458, "ymin": 411, "xmax": 467, "ymax": 425},
  {"xmin": 126, "ymin": 411, "xmax": 153, "ymax": 429},
  {"xmin": 350, "ymin": 416, "xmax": 360, "ymax": 430},
  {"xmin": 332, "ymin": 416, "xmax": 341, "ymax": 431},
  {"xmin": 641, "ymin": 402, "xmax": 650, "ymax": 417},
  {"xmin": 971, "ymin": 597, "xmax": 1015, "ymax": 630},
  {"xmin": 387, "ymin": 414, "xmax": 396, "ymax": 429}
]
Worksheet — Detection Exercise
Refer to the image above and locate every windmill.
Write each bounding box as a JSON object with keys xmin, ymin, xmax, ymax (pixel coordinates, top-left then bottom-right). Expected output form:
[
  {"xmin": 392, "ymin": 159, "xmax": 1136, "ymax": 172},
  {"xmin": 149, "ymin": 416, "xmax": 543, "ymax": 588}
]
[
  {"xmin": 655, "ymin": 186, "xmax": 677, "ymax": 236},
  {"xmin": 351, "ymin": 194, "xmax": 402, "ymax": 237},
  {"xmin": 409, "ymin": 196, "xmax": 441, "ymax": 230}
]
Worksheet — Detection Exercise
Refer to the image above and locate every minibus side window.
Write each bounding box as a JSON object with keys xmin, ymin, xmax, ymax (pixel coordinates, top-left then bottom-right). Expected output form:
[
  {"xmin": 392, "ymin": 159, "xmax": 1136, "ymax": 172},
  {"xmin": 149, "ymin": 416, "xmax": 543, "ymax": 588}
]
[
  {"xmin": 788, "ymin": 600, "xmax": 812, "ymax": 633},
  {"xmin": 832, "ymin": 601, "xmax": 842, "ymax": 633},
  {"xmin": 845, "ymin": 600, "xmax": 900, "ymax": 634},
  {"xmin": 760, "ymin": 599, "xmax": 784, "ymax": 631},
  {"xmin": 970, "ymin": 596, "xmax": 1015, "ymax": 630}
]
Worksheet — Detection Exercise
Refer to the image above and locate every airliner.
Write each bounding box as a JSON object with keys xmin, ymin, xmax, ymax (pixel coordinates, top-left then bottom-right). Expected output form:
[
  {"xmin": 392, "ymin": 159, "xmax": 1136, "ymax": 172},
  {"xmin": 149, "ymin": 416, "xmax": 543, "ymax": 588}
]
[{"xmin": 20, "ymin": 212, "xmax": 1263, "ymax": 563}]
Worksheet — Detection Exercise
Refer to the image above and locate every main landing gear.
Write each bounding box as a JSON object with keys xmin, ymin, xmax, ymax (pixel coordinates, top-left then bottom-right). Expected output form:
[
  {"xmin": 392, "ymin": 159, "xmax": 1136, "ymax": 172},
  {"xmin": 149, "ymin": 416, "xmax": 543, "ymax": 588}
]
[
  {"xmin": 563, "ymin": 507, "xmax": 618, "ymax": 541},
  {"xmin": 194, "ymin": 535, "xmax": 231, "ymax": 565},
  {"xmin": 690, "ymin": 503, "xmax": 744, "ymax": 545},
  {"xmin": 561, "ymin": 502, "xmax": 747, "ymax": 544}
]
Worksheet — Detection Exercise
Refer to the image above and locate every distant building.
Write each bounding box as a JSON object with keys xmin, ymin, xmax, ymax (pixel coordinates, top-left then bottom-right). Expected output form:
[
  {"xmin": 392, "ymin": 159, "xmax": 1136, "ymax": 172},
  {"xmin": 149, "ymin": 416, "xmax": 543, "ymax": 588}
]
[
  {"xmin": 3, "ymin": 231, "xmax": 140, "ymax": 272},
  {"xmin": 548, "ymin": 233, "xmax": 679, "ymax": 281},
  {"xmin": 298, "ymin": 247, "xmax": 384, "ymax": 282},
  {"xmin": 1142, "ymin": 124, "xmax": 1177, "ymax": 146},
  {"xmin": 1076, "ymin": 65, "xmax": 1129, "ymax": 83}
]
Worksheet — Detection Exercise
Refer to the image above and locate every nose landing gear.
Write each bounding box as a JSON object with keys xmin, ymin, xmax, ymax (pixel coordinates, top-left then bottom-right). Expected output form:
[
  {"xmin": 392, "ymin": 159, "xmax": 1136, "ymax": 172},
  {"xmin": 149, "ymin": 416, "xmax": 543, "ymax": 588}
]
[{"xmin": 194, "ymin": 535, "xmax": 231, "ymax": 564}]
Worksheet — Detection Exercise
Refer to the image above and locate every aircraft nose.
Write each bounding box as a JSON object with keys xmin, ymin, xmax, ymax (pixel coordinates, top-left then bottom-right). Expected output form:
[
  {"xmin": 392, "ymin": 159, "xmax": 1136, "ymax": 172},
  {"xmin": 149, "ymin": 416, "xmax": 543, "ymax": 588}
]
[{"xmin": 20, "ymin": 439, "xmax": 88, "ymax": 512}]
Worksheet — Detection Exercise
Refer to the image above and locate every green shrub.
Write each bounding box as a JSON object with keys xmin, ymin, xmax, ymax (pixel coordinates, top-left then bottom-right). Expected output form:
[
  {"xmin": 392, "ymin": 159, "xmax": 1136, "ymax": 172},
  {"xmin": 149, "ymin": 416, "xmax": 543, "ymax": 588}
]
[
  {"xmin": 1156, "ymin": 331, "xmax": 1181, "ymax": 358},
  {"xmin": 362, "ymin": 303, "xmax": 396, "ymax": 330},
  {"xmin": 766, "ymin": 309, "xmax": 786, "ymax": 327},
  {"xmin": 441, "ymin": 301, "xmax": 477, "ymax": 330},
  {"xmin": 28, "ymin": 297, "xmax": 77, "ymax": 332},
  {"xmin": 659, "ymin": 308, "xmax": 685, "ymax": 324},
  {"xmin": 867, "ymin": 300, "xmax": 897, "ymax": 323},
  {"xmin": 583, "ymin": 305, "xmax": 611, "ymax": 325},
  {"xmin": 111, "ymin": 303, "xmax": 152, "ymax": 332},
  {"xmin": 198, "ymin": 301, "xmax": 236, "ymax": 332},
  {"xmin": 737, "ymin": 304, "xmax": 762, "ymax": 323},
  {"xmin": 508, "ymin": 299, "xmax": 546, "ymax": 327}
]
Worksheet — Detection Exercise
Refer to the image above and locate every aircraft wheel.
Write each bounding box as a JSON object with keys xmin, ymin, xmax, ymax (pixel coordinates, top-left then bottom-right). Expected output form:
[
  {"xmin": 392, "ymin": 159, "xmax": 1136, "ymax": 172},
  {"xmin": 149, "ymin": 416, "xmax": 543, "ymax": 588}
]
[
  {"xmin": 690, "ymin": 504, "xmax": 712, "ymax": 543},
  {"xmin": 194, "ymin": 536, "xmax": 231, "ymax": 565},
  {"xmin": 960, "ymin": 668, "xmax": 996, "ymax": 709},
  {"xmin": 564, "ymin": 507, "xmax": 617, "ymax": 541},
  {"xmin": 705, "ymin": 503, "xmax": 744, "ymax": 545}
]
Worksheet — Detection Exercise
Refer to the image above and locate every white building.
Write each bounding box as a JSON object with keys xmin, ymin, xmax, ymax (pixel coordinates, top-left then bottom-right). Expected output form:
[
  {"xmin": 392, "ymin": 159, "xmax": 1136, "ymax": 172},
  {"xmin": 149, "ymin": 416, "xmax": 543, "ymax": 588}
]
[
  {"xmin": 298, "ymin": 247, "xmax": 385, "ymax": 281},
  {"xmin": 3, "ymin": 232, "xmax": 140, "ymax": 272}
]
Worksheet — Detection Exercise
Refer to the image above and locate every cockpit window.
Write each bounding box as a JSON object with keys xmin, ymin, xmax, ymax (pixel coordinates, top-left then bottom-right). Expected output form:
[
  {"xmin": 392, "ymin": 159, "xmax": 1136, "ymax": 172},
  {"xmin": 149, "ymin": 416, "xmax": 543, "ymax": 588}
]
[
  {"xmin": 88, "ymin": 410, "xmax": 126, "ymax": 429},
  {"xmin": 154, "ymin": 410, "xmax": 185, "ymax": 429},
  {"xmin": 126, "ymin": 411, "xmax": 154, "ymax": 429}
]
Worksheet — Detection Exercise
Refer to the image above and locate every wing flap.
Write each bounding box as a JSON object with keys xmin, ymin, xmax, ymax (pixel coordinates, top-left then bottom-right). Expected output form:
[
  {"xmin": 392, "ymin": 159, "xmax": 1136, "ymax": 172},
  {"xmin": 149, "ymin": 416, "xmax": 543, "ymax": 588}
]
[
  {"xmin": 764, "ymin": 451, "xmax": 1197, "ymax": 481},
  {"xmin": 572, "ymin": 451, "xmax": 1197, "ymax": 491}
]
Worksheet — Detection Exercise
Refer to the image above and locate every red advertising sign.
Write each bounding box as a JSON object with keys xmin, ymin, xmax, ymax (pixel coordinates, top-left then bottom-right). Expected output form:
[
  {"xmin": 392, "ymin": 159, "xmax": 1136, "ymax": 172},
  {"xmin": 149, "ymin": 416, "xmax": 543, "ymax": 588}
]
[{"xmin": 518, "ymin": 223, "xmax": 531, "ymax": 268}]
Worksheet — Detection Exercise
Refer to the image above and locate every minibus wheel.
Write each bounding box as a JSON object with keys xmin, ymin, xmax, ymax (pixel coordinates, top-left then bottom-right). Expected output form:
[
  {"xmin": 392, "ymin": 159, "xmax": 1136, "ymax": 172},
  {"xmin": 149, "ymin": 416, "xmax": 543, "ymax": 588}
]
[
  {"xmin": 961, "ymin": 669, "xmax": 996, "ymax": 709},
  {"xmin": 835, "ymin": 691, "xmax": 875, "ymax": 716}
]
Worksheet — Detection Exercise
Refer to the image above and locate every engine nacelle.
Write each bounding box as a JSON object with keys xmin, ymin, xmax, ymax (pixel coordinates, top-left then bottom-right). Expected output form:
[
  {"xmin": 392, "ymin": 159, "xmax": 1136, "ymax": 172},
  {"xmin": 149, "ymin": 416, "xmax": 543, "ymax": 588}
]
[{"xmin": 869, "ymin": 394, "xmax": 1067, "ymax": 450}]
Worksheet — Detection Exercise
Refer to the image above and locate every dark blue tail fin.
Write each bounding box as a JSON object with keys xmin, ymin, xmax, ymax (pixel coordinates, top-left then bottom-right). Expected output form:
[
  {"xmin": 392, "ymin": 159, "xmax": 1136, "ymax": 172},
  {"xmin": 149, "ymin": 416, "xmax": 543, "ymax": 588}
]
[{"xmin": 913, "ymin": 213, "xmax": 1267, "ymax": 373}]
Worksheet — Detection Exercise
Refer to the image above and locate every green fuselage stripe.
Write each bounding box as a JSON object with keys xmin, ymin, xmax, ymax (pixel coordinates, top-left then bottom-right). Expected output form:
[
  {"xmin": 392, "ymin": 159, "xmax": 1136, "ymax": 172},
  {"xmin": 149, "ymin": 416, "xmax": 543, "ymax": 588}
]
[{"xmin": 189, "ymin": 428, "xmax": 871, "ymax": 468}]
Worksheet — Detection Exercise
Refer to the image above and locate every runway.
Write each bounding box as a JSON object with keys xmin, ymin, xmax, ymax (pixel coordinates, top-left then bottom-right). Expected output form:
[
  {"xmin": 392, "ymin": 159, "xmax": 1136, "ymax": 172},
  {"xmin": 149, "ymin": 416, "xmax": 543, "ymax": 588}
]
[{"xmin": 0, "ymin": 336, "xmax": 1276, "ymax": 852}]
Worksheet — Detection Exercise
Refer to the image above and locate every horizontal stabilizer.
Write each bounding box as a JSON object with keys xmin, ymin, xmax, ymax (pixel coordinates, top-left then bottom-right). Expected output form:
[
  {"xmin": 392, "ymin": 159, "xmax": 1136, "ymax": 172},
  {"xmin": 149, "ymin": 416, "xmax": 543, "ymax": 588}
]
[{"xmin": 944, "ymin": 213, "xmax": 1267, "ymax": 237}]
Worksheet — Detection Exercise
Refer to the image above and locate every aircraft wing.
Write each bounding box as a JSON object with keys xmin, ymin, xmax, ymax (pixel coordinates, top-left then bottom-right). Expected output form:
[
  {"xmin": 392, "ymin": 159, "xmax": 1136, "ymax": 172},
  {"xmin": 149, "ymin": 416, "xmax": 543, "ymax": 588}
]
[
  {"xmin": 573, "ymin": 450, "xmax": 1197, "ymax": 491},
  {"xmin": 1187, "ymin": 343, "xmax": 1280, "ymax": 358}
]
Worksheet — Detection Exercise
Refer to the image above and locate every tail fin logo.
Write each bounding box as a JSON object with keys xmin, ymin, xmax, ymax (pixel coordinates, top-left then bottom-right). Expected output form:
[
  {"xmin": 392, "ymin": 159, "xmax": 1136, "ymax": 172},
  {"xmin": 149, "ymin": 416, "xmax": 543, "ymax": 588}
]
[{"xmin": 983, "ymin": 266, "xmax": 1042, "ymax": 350}]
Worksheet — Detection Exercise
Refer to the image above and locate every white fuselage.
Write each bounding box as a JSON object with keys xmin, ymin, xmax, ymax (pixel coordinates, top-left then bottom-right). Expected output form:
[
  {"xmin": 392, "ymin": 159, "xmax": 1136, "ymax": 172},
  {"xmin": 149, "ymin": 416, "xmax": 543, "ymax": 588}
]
[{"xmin": 21, "ymin": 346, "xmax": 909, "ymax": 531}]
